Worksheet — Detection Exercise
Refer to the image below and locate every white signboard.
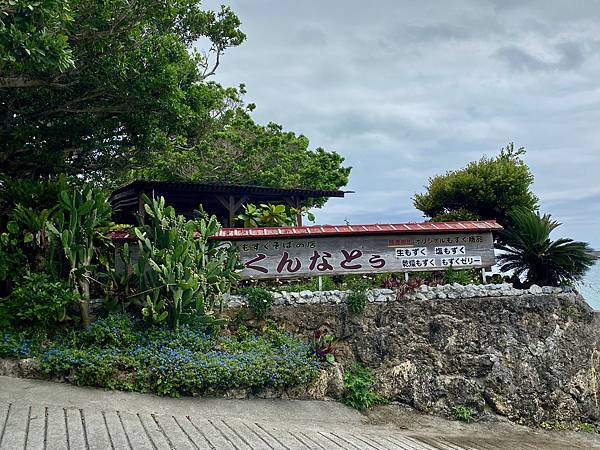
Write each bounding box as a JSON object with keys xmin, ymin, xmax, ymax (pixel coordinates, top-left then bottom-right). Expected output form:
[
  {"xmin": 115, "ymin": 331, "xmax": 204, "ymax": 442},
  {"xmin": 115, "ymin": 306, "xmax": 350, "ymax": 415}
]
[{"xmin": 233, "ymin": 231, "xmax": 495, "ymax": 279}]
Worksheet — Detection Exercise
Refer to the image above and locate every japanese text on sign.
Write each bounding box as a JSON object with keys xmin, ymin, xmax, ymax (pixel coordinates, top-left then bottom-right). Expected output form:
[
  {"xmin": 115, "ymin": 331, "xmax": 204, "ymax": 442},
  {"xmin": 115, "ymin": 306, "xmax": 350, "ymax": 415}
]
[{"xmin": 234, "ymin": 232, "xmax": 495, "ymax": 279}]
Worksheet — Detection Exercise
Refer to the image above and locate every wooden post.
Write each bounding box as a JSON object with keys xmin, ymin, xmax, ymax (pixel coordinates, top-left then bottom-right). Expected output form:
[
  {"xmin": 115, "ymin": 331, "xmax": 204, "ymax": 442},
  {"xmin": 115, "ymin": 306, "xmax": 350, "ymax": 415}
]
[
  {"xmin": 228, "ymin": 195, "xmax": 235, "ymax": 228},
  {"xmin": 294, "ymin": 196, "xmax": 302, "ymax": 226},
  {"xmin": 216, "ymin": 195, "xmax": 248, "ymax": 227},
  {"xmin": 318, "ymin": 275, "xmax": 323, "ymax": 291},
  {"xmin": 137, "ymin": 192, "xmax": 145, "ymax": 224},
  {"xmin": 481, "ymin": 267, "xmax": 487, "ymax": 284}
]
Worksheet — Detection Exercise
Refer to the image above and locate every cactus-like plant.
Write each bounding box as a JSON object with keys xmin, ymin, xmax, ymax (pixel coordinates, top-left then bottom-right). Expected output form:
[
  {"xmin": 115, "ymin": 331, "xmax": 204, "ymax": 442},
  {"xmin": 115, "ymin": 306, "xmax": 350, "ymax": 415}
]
[
  {"xmin": 47, "ymin": 186, "xmax": 113, "ymax": 327},
  {"xmin": 134, "ymin": 195, "xmax": 239, "ymax": 329}
]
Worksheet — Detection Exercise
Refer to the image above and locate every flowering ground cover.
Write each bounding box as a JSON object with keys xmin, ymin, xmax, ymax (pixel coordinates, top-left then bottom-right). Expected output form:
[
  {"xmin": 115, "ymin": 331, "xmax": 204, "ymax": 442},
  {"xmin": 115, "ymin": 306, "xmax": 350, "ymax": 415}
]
[{"xmin": 0, "ymin": 314, "xmax": 321, "ymax": 397}]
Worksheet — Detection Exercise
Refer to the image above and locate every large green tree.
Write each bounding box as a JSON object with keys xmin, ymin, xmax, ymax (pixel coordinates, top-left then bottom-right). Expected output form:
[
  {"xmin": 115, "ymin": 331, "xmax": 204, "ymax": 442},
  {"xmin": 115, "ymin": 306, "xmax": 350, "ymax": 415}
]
[
  {"xmin": 1, "ymin": 0, "xmax": 351, "ymax": 200},
  {"xmin": 128, "ymin": 109, "xmax": 351, "ymax": 205},
  {"xmin": 1, "ymin": 0, "xmax": 245, "ymax": 182},
  {"xmin": 413, "ymin": 143, "xmax": 538, "ymax": 228}
]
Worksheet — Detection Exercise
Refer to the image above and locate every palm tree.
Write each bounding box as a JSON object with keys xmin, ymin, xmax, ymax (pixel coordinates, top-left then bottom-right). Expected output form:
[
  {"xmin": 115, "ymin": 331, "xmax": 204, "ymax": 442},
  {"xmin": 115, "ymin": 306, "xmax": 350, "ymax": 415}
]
[{"xmin": 496, "ymin": 208, "xmax": 596, "ymax": 287}]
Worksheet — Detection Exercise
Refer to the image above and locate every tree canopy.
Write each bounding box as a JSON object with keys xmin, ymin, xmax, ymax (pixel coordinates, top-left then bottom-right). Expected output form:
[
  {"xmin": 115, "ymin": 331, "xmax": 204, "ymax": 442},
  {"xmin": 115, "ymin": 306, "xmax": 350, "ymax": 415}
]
[
  {"xmin": 0, "ymin": 0, "xmax": 350, "ymax": 202},
  {"xmin": 413, "ymin": 143, "xmax": 538, "ymax": 228}
]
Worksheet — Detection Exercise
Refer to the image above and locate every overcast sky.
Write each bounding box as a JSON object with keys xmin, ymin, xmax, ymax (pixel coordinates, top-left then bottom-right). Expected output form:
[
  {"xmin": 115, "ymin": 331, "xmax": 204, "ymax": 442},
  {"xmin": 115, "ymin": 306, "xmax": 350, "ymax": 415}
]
[{"xmin": 202, "ymin": 0, "xmax": 600, "ymax": 248}]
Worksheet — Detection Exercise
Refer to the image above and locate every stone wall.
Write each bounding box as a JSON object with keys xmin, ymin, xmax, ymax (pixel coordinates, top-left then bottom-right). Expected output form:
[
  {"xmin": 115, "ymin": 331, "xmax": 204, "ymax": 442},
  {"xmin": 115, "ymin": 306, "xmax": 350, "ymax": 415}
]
[
  {"xmin": 226, "ymin": 283, "xmax": 574, "ymax": 307},
  {"xmin": 231, "ymin": 287, "xmax": 600, "ymax": 424}
]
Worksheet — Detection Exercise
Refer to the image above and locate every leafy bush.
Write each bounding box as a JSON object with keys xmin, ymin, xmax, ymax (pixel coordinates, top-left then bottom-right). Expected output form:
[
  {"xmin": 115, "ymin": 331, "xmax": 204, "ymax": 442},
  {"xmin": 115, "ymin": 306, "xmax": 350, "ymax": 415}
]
[
  {"xmin": 236, "ymin": 203, "xmax": 315, "ymax": 227},
  {"xmin": 0, "ymin": 272, "xmax": 78, "ymax": 328},
  {"xmin": 25, "ymin": 314, "xmax": 320, "ymax": 397},
  {"xmin": 238, "ymin": 287, "xmax": 273, "ymax": 319},
  {"xmin": 497, "ymin": 208, "xmax": 596, "ymax": 287},
  {"xmin": 341, "ymin": 364, "xmax": 386, "ymax": 410},
  {"xmin": 134, "ymin": 195, "xmax": 239, "ymax": 329},
  {"xmin": 346, "ymin": 291, "xmax": 368, "ymax": 315},
  {"xmin": 442, "ymin": 266, "xmax": 478, "ymax": 285},
  {"xmin": 345, "ymin": 276, "xmax": 371, "ymax": 315},
  {"xmin": 413, "ymin": 143, "xmax": 538, "ymax": 230},
  {"xmin": 0, "ymin": 328, "xmax": 48, "ymax": 358},
  {"xmin": 452, "ymin": 405, "xmax": 476, "ymax": 423}
]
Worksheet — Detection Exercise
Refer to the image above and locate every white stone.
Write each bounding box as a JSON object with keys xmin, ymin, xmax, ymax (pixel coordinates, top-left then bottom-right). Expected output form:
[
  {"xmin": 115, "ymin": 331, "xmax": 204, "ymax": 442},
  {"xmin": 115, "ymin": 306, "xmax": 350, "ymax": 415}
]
[
  {"xmin": 529, "ymin": 284, "xmax": 543, "ymax": 295},
  {"xmin": 542, "ymin": 286, "xmax": 554, "ymax": 294}
]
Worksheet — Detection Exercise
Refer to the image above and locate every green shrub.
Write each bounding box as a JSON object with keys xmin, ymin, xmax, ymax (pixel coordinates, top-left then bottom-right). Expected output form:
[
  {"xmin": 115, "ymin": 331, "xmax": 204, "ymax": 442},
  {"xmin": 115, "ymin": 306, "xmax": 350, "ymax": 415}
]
[
  {"xmin": 452, "ymin": 405, "xmax": 476, "ymax": 423},
  {"xmin": 346, "ymin": 291, "xmax": 368, "ymax": 315},
  {"xmin": 238, "ymin": 287, "xmax": 273, "ymax": 319},
  {"xmin": 346, "ymin": 276, "xmax": 370, "ymax": 315},
  {"xmin": 341, "ymin": 364, "xmax": 386, "ymax": 410},
  {"xmin": 32, "ymin": 313, "xmax": 320, "ymax": 397},
  {"xmin": 0, "ymin": 327, "xmax": 48, "ymax": 358},
  {"xmin": 413, "ymin": 143, "xmax": 538, "ymax": 230},
  {"xmin": 442, "ymin": 266, "xmax": 478, "ymax": 285},
  {"xmin": 0, "ymin": 272, "xmax": 78, "ymax": 328}
]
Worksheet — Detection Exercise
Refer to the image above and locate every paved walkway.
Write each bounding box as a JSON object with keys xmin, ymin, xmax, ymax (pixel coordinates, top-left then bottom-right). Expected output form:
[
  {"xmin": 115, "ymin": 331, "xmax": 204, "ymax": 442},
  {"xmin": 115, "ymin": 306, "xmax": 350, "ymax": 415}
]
[{"xmin": 0, "ymin": 376, "xmax": 597, "ymax": 449}]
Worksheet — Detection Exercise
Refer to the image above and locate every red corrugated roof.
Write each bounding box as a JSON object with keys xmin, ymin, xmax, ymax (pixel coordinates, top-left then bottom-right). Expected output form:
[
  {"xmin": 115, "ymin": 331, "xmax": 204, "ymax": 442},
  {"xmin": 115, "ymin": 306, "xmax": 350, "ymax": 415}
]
[
  {"xmin": 107, "ymin": 220, "xmax": 502, "ymax": 242},
  {"xmin": 214, "ymin": 220, "xmax": 502, "ymax": 240}
]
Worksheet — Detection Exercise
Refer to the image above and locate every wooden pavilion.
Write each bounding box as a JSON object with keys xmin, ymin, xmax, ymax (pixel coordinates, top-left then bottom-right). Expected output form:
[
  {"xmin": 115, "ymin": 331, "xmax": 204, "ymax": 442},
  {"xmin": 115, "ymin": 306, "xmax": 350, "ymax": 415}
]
[{"xmin": 108, "ymin": 180, "xmax": 350, "ymax": 226}]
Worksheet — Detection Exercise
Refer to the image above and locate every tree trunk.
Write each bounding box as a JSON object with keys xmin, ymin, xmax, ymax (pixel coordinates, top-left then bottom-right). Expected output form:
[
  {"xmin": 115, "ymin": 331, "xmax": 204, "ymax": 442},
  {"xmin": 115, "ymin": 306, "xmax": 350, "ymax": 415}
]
[{"xmin": 79, "ymin": 277, "xmax": 91, "ymax": 328}]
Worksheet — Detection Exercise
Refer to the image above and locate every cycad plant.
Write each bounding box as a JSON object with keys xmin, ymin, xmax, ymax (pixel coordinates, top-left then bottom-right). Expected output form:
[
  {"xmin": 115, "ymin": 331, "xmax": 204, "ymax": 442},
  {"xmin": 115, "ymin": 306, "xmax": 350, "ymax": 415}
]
[{"xmin": 497, "ymin": 208, "xmax": 596, "ymax": 287}]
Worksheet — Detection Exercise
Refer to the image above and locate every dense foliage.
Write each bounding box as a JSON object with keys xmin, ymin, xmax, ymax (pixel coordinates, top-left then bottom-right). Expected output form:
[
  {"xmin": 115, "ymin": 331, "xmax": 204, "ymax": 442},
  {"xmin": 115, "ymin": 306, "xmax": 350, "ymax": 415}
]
[
  {"xmin": 497, "ymin": 209, "xmax": 596, "ymax": 287},
  {"xmin": 1, "ymin": 1, "xmax": 350, "ymax": 202},
  {"xmin": 0, "ymin": 314, "xmax": 321, "ymax": 397},
  {"xmin": 134, "ymin": 195, "xmax": 239, "ymax": 329},
  {"xmin": 0, "ymin": 272, "xmax": 78, "ymax": 328},
  {"xmin": 236, "ymin": 203, "xmax": 315, "ymax": 227},
  {"xmin": 413, "ymin": 143, "xmax": 538, "ymax": 229},
  {"xmin": 237, "ymin": 287, "xmax": 273, "ymax": 320}
]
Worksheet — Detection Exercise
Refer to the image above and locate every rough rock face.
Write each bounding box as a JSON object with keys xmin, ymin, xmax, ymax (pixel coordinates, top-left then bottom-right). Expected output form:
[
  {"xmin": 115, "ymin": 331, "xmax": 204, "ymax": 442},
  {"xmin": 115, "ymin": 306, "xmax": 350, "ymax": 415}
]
[{"xmin": 267, "ymin": 292, "xmax": 600, "ymax": 424}]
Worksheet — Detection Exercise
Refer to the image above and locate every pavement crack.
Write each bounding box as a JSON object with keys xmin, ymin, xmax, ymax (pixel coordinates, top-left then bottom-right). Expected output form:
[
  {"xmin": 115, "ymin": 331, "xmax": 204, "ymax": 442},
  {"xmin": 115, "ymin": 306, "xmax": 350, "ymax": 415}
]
[
  {"xmin": 79, "ymin": 409, "xmax": 90, "ymax": 450},
  {"xmin": 0, "ymin": 402, "xmax": 11, "ymax": 448},
  {"xmin": 152, "ymin": 413, "xmax": 175, "ymax": 450},
  {"xmin": 172, "ymin": 415, "xmax": 201, "ymax": 450},
  {"xmin": 186, "ymin": 416, "xmax": 215, "ymax": 450},
  {"xmin": 63, "ymin": 408, "xmax": 70, "ymax": 450},
  {"xmin": 137, "ymin": 413, "xmax": 158, "ymax": 450},
  {"xmin": 207, "ymin": 419, "xmax": 241, "ymax": 450},
  {"xmin": 101, "ymin": 411, "xmax": 115, "ymax": 450},
  {"xmin": 116, "ymin": 410, "xmax": 133, "ymax": 450},
  {"xmin": 23, "ymin": 405, "xmax": 31, "ymax": 450}
]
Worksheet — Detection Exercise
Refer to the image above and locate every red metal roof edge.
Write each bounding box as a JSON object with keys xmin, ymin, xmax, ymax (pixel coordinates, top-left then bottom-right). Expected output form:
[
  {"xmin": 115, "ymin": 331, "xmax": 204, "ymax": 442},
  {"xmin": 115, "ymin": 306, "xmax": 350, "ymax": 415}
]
[
  {"xmin": 107, "ymin": 220, "xmax": 502, "ymax": 242},
  {"xmin": 213, "ymin": 220, "xmax": 502, "ymax": 239}
]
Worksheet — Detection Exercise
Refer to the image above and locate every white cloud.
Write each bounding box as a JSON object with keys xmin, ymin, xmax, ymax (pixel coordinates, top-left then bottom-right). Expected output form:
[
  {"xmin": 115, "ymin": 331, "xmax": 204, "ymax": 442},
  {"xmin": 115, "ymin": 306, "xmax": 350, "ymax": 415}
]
[{"xmin": 202, "ymin": 0, "xmax": 600, "ymax": 248}]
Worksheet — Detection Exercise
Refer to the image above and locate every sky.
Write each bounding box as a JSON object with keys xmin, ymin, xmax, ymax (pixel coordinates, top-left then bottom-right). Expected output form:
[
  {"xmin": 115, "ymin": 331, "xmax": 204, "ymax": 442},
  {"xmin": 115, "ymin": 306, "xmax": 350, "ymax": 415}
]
[{"xmin": 202, "ymin": 0, "xmax": 600, "ymax": 248}]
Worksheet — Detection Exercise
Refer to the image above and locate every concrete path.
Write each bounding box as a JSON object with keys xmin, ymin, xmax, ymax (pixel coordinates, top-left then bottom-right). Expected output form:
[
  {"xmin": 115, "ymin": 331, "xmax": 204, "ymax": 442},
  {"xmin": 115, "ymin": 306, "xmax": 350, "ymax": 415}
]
[{"xmin": 0, "ymin": 376, "xmax": 597, "ymax": 449}]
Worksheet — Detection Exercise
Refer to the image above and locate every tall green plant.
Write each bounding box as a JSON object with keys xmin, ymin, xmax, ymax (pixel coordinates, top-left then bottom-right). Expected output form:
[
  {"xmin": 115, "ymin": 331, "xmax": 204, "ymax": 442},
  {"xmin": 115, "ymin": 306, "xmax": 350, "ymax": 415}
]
[
  {"xmin": 497, "ymin": 208, "xmax": 596, "ymax": 287},
  {"xmin": 46, "ymin": 186, "xmax": 113, "ymax": 327},
  {"xmin": 134, "ymin": 196, "xmax": 239, "ymax": 329}
]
